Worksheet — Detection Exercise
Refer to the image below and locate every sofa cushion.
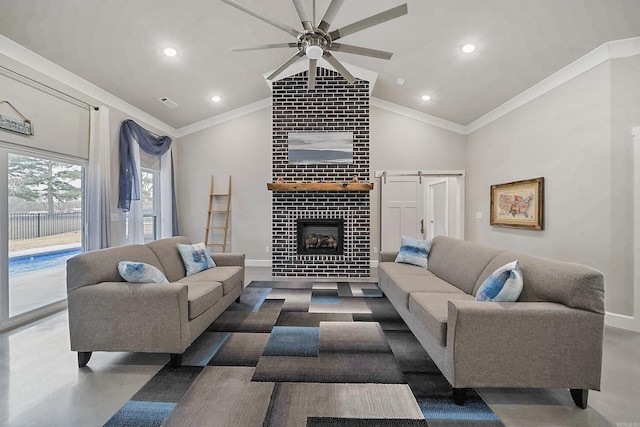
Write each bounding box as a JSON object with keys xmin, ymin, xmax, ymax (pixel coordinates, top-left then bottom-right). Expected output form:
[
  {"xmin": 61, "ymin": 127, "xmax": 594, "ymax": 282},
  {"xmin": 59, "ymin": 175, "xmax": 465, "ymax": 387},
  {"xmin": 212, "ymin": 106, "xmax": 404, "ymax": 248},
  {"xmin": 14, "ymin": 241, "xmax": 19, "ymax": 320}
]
[
  {"xmin": 177, "ymin": 242, "xmax": 217, "ymax": 276},
  {"xmin": 474, "ymin": 252, "xmax": 605, "ymax": 314},
  {"xmin": 118, "ymin": 261, "xmax": 169, "ymax": 284},
  {"xmin": 183, "ymin": 281, "xmax": 223, "ymax": 320},
  {"xmin": 427, "ymin": 237, "xmax": 502, "ymax": 294},
  {"xmin": 476, "ymin": 260, "xmax": 523, "ymax": 302},
  {"xmin": 408, "ymin": 292, "xmax": 476, "ymax": 346},
  {"xmin": 380, "ymin": 268, "xmax": 464, "ymax": 310},
  {"xmin": 179, "ymin": 266, "xmax": 243, "ymax": 295},
  {"xmin": 394, "ymin": 236, "xmax": 432, "ymax": 268},
  {"xmin": 146, "ymin": 236, "xmax": 191, "ymax": 282},
  {"xmin": 66, "ymin": 245, "xmax": 165, "ymax": 292}
]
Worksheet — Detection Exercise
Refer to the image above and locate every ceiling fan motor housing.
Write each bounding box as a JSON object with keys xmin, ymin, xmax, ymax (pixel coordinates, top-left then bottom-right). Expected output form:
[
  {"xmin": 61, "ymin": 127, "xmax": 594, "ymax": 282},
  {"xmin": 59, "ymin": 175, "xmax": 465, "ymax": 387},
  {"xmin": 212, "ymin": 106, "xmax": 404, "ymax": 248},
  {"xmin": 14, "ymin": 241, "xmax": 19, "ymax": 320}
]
[{"xmin": 299, "ymin": 30, "xmax": 330, "ymax": 59}]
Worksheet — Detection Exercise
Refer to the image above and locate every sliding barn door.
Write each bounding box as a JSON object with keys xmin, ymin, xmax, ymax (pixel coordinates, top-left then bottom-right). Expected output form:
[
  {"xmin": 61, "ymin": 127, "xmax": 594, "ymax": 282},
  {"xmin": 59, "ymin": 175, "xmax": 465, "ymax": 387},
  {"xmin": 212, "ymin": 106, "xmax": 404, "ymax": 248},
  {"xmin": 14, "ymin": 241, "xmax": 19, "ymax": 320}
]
[{"xmin": 380, "ymin": 175, "xmax": 424, "ymax": 251}]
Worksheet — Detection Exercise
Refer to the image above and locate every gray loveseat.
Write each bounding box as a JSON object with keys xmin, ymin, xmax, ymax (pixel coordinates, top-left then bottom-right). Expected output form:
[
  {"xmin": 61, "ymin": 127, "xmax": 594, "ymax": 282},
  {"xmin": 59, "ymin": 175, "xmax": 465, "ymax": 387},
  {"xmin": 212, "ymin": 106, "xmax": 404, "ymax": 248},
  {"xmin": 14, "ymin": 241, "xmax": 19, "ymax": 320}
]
[
  {"xmin": 66, "ymin": 236, "xmax": 244, "ymax": 368},
  {"xmin": 378, "ymin": 236, "xmax": 605, "ymax": 408}
]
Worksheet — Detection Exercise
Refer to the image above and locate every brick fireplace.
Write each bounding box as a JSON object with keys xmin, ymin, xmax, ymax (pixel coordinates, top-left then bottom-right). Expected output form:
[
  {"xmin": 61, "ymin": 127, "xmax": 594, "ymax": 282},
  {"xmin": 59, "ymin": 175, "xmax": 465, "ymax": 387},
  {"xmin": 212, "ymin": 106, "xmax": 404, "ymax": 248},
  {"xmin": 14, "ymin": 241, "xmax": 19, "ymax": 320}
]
[{"xmin": 271, "ymin": 68, "xmax": 370, "ymax": 277}]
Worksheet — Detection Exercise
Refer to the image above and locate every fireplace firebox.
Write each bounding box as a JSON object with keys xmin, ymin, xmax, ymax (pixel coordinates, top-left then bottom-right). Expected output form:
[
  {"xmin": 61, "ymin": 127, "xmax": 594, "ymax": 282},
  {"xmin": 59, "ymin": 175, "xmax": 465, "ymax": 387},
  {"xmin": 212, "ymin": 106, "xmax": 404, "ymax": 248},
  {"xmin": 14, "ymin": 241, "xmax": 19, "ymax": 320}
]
[{"xmin": 297, "ymin": 219, "xmax": 344, "ymax": 255}]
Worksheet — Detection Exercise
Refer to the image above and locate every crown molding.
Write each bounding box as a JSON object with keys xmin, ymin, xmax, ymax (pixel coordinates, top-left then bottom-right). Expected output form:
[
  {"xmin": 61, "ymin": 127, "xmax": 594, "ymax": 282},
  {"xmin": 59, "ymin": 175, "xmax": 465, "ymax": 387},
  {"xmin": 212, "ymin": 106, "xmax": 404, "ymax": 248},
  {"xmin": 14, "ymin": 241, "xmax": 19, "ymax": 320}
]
[
  {"xmin": 0, "ymin": 35, "xmax": 177, "ymax": 137},
  {"xmin": 3, "ymin": 33, "xmax": 639, "ymax": 140},
  {"xmin": 370, "ymin": 97, "xmax": 466, "ymax": 135},
  {"xmin": 175, "ymin": 98, "xmax": 272, "ymax": 137},
  {"xmin": 466, "ymin": 36, "xmax": 640, "ymax": 134}
]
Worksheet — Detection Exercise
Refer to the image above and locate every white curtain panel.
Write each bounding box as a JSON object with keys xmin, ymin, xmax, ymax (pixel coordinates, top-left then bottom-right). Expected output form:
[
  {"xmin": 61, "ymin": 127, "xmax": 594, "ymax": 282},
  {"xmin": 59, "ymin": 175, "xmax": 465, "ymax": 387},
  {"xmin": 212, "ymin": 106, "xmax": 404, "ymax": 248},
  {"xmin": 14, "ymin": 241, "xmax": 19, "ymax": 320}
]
[
  {"xmin": 159, "ymin": 147, "xmax": 174, "ymax": 239},
  {"xmin": 124, "ymin": 145, "xmax": 145, "ymax": 245},
  {"xmin": 87, "ymin": 106, "xmax": 112, "ymax": 250}
]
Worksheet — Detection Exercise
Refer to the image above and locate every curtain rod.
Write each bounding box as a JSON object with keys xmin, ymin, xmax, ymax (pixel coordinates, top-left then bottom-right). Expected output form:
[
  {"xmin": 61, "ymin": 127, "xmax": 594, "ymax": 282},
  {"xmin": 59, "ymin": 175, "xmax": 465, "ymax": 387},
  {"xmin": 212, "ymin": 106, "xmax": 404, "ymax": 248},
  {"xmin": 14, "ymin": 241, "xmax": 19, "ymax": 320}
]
[{"xmin": 0, "ymin": 65, "xmax": 95, "ymax": 110}]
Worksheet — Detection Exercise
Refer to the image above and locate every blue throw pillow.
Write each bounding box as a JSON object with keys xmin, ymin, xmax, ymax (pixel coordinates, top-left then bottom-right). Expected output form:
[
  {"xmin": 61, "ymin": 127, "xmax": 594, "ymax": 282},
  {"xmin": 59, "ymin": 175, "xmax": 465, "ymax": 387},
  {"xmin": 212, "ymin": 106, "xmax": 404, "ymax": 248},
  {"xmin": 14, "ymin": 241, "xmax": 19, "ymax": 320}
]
[
  {"xmin": 476, "ymin": 260, "xmax": 523, "ymax": 302},
  {"xmin": 394, "ymin": 236, "xmax": 432, "ymax": 269},
  {"xmin": 118, "ymin": 261, "xmax": 169, "ymax": 283},
  {"xmin": 177, "ymin": 242, "xmax": 216, "ymax": 276}
]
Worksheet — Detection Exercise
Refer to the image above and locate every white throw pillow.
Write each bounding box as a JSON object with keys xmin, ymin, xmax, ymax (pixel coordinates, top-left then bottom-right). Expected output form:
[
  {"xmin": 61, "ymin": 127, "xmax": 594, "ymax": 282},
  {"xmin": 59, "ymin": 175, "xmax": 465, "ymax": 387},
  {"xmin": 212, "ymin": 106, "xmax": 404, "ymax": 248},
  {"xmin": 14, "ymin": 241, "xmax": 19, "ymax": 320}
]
[
  {"xmin": 476, "ymin": 260, "xmax": 523, "ymax": 302},
  {"xmin": 118, "ymin": 261, "xmax": 169, "ymax": 283},
  {"xmin": 394, "ymin": 236, "xmax": 432, "ymax": 269},
  {"xmin": 177, "ymin": 242, "xmax": 216, "ymax": 276}
]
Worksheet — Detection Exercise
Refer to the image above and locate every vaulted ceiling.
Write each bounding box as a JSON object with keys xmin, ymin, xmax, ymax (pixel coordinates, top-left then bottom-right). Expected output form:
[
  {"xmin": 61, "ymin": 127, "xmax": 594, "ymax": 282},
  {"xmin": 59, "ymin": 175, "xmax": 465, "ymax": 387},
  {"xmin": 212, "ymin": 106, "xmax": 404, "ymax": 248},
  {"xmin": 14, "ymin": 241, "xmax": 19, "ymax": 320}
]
[{"xmin": 1, "ymin": 0, "xmax": 640, "ymax": 130}]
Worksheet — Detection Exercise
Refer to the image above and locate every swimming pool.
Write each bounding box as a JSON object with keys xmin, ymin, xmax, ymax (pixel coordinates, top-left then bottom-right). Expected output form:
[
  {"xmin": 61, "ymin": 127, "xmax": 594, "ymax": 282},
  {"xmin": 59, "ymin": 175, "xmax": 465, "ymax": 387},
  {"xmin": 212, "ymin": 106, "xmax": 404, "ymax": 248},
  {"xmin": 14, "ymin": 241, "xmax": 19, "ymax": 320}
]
[{"xmin": 9, "ymin": 247, "xmax": 82, "ymax": 275}]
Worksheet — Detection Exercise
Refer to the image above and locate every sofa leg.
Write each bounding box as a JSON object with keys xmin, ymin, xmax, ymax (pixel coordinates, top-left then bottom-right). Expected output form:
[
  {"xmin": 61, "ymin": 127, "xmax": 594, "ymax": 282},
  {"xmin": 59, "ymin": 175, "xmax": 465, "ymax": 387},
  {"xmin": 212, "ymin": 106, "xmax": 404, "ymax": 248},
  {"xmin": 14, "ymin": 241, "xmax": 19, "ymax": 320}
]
[
  {"xmin": 570, "ymin": 388, "xmax": 588, "ymax": 409},
  {"xmin": 77, "ymin": 351, "xmax": 92, "ymax": 367},
  {"xmin": 453, "ymin": 388, "xmax": 467, "ymax": 405},
  {"xmin": 235, "ymin": 296, "xmax": 241, "ymax": 303},
  {"xmin": 169, "ymin": 353, "xmax": 182, "ymax": 368}
]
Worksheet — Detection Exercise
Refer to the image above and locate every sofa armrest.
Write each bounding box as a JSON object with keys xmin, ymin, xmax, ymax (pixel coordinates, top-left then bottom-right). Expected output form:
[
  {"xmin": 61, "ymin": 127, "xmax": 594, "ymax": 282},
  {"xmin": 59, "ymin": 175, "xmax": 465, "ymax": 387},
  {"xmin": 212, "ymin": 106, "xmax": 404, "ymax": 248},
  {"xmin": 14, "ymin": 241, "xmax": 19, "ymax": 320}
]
[
  {"xmin": 445, "ymin": 300, "xmax": 604, "ymax": 390},
  {"xmin": 379, "ymin": 251, "xmax": 398, "ymax": 262},
  {"xmin": 67, "ymin": 282, "xmax": 190, "ymax": 354},
  {"xmin": 211, "ymin": 253, "xmax": 245, "ymax": 267}
]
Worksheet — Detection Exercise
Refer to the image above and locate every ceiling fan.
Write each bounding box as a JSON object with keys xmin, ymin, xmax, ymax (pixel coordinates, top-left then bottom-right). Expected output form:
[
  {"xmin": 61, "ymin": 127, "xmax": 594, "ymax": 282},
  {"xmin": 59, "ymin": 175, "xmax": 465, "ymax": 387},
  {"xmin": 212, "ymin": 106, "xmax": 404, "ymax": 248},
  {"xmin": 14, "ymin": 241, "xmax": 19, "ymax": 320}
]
[{"xmin": 220, "ymin": 0, "xmax": 408, "ymax": 89}]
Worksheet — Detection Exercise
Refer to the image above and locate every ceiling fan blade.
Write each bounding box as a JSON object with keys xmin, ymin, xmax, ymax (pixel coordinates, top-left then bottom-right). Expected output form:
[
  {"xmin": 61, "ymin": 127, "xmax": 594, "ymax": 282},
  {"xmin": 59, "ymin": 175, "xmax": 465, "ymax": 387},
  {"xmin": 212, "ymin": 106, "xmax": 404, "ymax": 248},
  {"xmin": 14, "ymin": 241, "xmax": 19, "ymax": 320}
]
[
  {"xmin": 317, "ymin": 0, "xmax": 345, "ymax": 33},
  {"xmin": 232, "ymin": 43, "xmax": 298, "ymax": 52},
  {"xmin": 267, "ymin": 51, "xmax": 305, "ymax": 81},
  {"xmin": 308, "ymin": 58, "xmax": 317, "ymax": 90},
  {"xmin": 293, "ymin": 0, "xmax": 313, "ymax": 31},
  {"xmin": 220, "ymin": 0, "xmax": 300, "ymax": 38},
  {"xmin": 329, "ymin": 3, "xmax": 408, "ymax": 41},
  {"xmin": 323, "ymin": 51, "xmax": 356, "ymax": 84},
  {"xmin": 330, "ymin": 43, "xmax": 393, "ymax": 60}
]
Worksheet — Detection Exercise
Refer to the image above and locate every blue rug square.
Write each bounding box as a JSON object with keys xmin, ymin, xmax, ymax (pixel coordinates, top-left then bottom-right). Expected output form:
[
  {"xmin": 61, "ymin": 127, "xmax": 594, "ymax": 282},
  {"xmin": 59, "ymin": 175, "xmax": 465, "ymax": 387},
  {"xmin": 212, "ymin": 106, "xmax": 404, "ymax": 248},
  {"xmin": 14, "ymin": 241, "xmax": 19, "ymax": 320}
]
[
  {"xmin": 418, "ymin": 397, "xmax": 500, "ymax": 421},
  {"xmin": 263, "ymin": 326, "xmax": 320, "ymax": 357},
  {"xmin": 104, "ymin": 401, "xmax": 176, "ymax": 427},
  {"xmin": 362, "ymin": 288, "xmax": 384, "ymax": 297}
]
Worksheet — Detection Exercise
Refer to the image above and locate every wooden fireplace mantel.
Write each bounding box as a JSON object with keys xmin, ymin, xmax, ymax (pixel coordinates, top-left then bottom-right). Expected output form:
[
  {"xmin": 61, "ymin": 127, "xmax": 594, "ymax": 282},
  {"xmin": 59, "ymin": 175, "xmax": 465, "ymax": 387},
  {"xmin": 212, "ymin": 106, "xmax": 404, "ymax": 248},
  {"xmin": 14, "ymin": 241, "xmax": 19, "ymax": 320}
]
[{"xmin": 267, "ymin": 182, "xmax": 374, "ymax": 192}]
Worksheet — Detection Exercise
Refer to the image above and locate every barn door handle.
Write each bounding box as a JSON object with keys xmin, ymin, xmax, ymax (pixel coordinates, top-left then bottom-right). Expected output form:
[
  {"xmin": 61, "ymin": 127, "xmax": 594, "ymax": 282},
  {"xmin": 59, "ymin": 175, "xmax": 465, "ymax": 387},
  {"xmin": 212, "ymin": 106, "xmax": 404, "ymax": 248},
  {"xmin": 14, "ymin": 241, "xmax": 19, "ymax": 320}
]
[{"xmin": 420, "ymin": 219, "xmax": 424, "ymax": 234}]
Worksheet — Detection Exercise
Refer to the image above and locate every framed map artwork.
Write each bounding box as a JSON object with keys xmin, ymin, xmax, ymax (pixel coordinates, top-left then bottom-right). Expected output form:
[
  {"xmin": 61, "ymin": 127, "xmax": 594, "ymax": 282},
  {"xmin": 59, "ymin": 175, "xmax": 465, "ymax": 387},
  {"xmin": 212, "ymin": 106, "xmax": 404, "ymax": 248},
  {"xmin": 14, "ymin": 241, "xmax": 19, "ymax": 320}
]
[{"xmin": 490, "ymin": 177, "xmax": 544, "ymax": 230}]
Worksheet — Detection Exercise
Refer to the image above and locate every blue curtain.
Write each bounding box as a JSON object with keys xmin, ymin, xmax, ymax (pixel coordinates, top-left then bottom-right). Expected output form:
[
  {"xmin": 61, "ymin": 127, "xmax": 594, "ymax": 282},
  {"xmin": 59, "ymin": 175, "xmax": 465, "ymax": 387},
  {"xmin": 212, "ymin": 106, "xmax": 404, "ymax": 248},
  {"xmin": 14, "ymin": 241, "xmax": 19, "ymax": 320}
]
[{"xmin": 118, "ymin": 119, "xmax": 179, "ymax": 234}]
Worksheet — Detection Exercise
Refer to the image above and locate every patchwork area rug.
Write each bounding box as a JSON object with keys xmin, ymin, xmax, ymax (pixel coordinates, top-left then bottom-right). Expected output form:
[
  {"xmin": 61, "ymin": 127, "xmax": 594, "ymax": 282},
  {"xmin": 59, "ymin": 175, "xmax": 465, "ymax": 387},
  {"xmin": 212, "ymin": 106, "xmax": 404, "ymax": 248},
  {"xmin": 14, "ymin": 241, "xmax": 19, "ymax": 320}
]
[{"xmin": 105, "ymin": 281, "xmax": 504, "ymax": 427}]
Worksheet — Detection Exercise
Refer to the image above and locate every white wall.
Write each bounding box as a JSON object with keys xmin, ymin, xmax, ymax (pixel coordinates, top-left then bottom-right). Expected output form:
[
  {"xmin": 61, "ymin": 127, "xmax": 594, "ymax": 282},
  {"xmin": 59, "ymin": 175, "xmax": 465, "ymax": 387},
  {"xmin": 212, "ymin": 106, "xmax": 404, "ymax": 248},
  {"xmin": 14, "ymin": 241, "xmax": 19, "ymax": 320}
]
[
  {"xmin": 0, "ymin": 70, "xmax": 89, "ymax": 159},
  {"xmin": 174, "ymin": 105, "xmax": 467, "ymax": 264},
  {"xmin": 466, "ymin": 57, "xmax": 640, "ymax": 317},
  {"xmin": 610, "ymin": 55, "xmax": 640, "ymax": 316},
  {"xmin": 175, "ymin": 107, "xmax": 272, "ymax": 262}
]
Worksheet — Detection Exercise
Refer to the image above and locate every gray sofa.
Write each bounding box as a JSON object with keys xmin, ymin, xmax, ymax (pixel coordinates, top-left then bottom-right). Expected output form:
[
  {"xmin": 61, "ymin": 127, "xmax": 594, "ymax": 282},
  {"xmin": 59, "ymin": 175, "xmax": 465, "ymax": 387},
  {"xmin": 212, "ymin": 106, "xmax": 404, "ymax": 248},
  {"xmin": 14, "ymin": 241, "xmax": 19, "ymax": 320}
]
[
  {"xmin": 378, "ymin": 236, "xmax": 605, "ymax": 408},
  {"xmin": 66, "ymin": 236, "xmax": 244, "ymax": 368}
]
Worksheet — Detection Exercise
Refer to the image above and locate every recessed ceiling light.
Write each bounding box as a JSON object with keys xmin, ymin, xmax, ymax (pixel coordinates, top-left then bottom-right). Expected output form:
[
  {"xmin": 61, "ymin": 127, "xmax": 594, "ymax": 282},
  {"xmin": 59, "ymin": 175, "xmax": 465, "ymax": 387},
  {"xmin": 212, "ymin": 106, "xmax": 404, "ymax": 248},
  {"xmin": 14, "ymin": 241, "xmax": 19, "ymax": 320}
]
[
  {"xmin": 211, "ymin": 96, "xmax": 221, "ymax": 103},
  {"xmin": 163, "ymin": 47, "xmax": 177, "ymax": 57},
  {"xmin": 421, "ymin": 95, "xmax": 431, "ymax": 101},
  {"xmin": 461, "ymin": 44, "xmax": 476, "ymax": 54},
  {"xmin": 395, "ymin": 77, "xmax": 405, "ymax": 86}
]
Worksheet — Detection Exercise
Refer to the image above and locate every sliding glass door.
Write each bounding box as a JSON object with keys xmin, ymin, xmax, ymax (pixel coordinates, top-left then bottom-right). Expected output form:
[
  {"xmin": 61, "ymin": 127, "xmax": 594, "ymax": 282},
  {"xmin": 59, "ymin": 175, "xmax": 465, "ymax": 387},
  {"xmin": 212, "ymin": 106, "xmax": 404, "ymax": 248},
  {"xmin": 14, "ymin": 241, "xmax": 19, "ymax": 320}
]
[{"xmin": 0, "ymin": 148, "xmax": 85, "ymax": 326}]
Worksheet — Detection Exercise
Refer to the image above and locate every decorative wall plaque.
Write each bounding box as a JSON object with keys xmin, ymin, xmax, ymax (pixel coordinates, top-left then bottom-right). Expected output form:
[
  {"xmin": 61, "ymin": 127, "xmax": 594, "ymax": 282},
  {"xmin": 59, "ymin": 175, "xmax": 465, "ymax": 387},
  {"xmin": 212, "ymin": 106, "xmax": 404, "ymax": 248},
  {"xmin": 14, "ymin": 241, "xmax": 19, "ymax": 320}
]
[{"xmin": 0, "ymin": 101, "xmax": 33, "ymax": 136}]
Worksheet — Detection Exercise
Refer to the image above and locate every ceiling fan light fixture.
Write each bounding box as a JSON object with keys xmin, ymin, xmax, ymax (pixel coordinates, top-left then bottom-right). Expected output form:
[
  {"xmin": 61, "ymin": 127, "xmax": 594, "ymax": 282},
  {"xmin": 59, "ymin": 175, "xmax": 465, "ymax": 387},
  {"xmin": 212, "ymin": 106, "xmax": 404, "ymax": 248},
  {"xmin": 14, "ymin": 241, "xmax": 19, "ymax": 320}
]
[
  {"xmin": 306, "ymin": 45, "xmax": 324, "ymax": 60},
  {"xmin": 302, "ymin": 36, "xmax": 327, "ymax": 60}
]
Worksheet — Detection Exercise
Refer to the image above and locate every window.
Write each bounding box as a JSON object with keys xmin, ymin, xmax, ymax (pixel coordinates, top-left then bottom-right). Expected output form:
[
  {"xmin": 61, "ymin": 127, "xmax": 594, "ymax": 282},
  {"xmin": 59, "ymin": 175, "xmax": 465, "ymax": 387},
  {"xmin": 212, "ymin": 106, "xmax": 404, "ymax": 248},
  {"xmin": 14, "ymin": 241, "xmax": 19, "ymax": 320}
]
[
  {"xmin": 2, "ymin": 150, "xmax": 85, "ymax": 323},
  {"xmin": 141, "ymin": 168, "xmax": 159, "ymax": 243}
]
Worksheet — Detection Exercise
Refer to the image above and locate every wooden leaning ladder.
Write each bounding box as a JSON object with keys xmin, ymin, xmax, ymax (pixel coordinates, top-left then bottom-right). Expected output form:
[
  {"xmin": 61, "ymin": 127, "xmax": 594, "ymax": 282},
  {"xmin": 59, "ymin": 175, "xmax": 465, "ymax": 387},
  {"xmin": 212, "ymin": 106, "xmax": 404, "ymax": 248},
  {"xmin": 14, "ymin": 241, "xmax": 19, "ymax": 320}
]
[{"xmin": 204, "ymin": 176, "xmax": 231, "ymax": 252}]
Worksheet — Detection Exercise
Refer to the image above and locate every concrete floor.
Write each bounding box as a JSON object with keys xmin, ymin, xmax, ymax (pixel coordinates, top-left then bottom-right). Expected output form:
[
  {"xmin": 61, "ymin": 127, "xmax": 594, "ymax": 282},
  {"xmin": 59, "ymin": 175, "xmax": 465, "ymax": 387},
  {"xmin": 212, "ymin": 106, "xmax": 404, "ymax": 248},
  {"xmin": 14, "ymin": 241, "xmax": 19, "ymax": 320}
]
[{"xmin": 0, "ymin": 266, "xmax": 638, "ymax": 427}]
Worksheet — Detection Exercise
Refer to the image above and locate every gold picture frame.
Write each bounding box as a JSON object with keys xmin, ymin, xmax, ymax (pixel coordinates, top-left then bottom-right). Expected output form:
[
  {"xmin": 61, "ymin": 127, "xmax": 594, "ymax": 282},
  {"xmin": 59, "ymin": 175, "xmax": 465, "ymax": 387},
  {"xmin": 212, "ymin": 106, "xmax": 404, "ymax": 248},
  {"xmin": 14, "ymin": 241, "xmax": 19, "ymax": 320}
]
[{"xmin": 490, "ymin": 177, "xmax": 544, "ymax": 230}]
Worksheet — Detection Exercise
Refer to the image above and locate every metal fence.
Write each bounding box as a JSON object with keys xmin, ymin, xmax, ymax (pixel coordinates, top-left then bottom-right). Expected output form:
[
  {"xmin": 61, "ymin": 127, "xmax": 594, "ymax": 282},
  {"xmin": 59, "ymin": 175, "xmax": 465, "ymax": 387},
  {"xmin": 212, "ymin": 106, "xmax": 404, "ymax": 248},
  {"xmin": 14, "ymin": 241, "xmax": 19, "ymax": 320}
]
[{"xmin": 8, "ymin": 212, "xmax": 82, "ymax": 240}]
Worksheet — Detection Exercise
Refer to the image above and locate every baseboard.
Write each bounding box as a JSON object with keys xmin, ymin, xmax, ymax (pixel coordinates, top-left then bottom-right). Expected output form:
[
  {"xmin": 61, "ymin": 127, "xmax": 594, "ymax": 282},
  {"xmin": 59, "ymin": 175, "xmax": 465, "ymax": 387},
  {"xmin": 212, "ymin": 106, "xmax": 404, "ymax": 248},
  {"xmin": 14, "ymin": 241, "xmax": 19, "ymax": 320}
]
[
  {"xmin": 246, "ymin": 259, "xmax": 272, "ymax": 267},
  {"xmin": 0, "ymin": 300, "xmax": 67, "ymax": 333},
  {"xmin": 605, "ymin": 311, "xmax": 640, "ymax": 333}
]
